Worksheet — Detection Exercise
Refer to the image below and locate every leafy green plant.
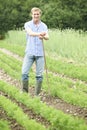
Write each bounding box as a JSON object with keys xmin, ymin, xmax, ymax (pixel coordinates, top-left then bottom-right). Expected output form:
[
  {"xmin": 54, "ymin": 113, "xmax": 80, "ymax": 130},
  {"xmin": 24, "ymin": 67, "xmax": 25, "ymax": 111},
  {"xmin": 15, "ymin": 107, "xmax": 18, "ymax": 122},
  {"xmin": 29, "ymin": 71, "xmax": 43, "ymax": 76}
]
[
  {"xmin": 0, "ymin": 95, "xmax": 48, "ymax": 130},
  {"xmin": 0, "ymin": 120, "xmax": 11, "ymax": 130}
]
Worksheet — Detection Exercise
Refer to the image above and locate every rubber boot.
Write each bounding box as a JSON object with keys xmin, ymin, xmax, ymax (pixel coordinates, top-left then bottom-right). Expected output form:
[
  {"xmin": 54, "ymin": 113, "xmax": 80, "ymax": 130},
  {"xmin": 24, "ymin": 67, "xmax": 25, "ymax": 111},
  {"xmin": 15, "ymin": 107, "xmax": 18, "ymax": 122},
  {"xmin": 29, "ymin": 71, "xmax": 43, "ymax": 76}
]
[
  {"xmin": 22, "ymin": 80, "xmax": 28, "ymax": 92},
  {"xmin": 35, "ymin": 80, "xmax": 42, "ymax": 95}
]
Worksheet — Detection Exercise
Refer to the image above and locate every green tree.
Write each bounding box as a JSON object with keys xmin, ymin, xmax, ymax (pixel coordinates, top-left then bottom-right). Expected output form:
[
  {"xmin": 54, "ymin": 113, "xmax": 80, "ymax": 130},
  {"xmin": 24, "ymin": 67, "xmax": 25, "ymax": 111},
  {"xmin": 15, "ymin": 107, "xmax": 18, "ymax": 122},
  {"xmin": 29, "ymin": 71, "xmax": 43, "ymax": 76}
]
[
  {"xmin": 0, "ymin": 0, "xmax": 87, "ymax": 39},
  {"xmin": 0, "ymin": 0, "xmax": 11, "ymax": 39}
]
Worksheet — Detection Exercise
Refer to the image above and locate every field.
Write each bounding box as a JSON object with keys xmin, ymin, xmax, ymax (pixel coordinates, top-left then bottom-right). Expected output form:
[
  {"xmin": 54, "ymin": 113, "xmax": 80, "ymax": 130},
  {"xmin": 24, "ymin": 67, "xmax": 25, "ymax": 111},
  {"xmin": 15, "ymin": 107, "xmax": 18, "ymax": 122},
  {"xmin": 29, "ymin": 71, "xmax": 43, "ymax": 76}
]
[{"xmin": 0, "ymin": 29, "xmax": 87, "ymax": 130}]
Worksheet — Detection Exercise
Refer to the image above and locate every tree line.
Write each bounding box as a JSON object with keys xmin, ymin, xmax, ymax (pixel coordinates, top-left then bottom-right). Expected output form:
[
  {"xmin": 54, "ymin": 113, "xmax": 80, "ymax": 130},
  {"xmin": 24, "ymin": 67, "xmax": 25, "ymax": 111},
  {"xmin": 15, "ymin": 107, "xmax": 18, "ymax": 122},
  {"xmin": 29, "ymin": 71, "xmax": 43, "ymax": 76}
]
[{"xmin": 0, "ymin": 0, "xmax": 87, "ymax": 38}]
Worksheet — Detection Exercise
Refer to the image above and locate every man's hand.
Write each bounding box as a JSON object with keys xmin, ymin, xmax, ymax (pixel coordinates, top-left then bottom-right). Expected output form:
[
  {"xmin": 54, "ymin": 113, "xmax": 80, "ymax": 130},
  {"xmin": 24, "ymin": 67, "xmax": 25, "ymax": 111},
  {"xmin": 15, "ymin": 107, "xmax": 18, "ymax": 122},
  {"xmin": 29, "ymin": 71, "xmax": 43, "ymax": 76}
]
[
  {"xmin": 38, "ymin": 32, "xmax": 46, "ymax": 39},
  {"xmin": 40, "ymin": 32, "xmax": 46, "ymax": 36}
]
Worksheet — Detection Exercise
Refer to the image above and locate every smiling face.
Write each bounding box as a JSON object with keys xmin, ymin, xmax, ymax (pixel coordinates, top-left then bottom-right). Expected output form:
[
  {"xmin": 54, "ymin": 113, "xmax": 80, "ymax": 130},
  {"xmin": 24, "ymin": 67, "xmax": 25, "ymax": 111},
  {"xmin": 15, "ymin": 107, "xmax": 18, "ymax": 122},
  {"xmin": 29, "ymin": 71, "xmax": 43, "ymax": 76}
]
[
  {"xmin": 31, "ymin": 7, "xmax": 42, "ymax": 24},
  {"xmin": 32, "ymin": 11, "xmax": 41, "ymax": 23}
]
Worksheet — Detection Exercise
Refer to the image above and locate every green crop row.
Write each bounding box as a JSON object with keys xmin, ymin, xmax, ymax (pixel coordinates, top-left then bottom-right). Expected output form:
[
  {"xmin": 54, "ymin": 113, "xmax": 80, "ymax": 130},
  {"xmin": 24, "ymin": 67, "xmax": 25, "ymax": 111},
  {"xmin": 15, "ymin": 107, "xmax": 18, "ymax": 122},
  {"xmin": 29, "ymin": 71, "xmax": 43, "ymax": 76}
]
[
  {"xmin": 1, "ymin": 42, "xmax": 87, "ymax": 82},
  {"xmin": 0, "ymin": 119, "xmax": 11, "ymax": 130},
  {"xmin": 0, "ymin": 51, "xmax": 22, "ymax": 71},
  {"xmin": 46, "ymin": 57, "xmax": 87, "ymax": 82},
  {"xmin": 0, "ymin": 42, "xmax": 25, "ymax": 57},
  {"xmin": 0, "ymin": 80, "xmax": 87, "ymax": 130},
  {"xmin": 43, "ymin": 73, "xmax": 87, "ymax": 108},
  {"xmin": 0, "ymin": 95, "xmax": 48, "ymax": 130},
  {"xmin": 0, "ymin": 52, "xmax": 21, "ymax": 79},
  {"xmin": 1, "ymin": 49, "xmax": 87, "ymax": 93},
  {"xmin": 0, "ymin": 51, "xmax": 87, "ymax": 108},
  {"xmin": 0, "ymin": 51, "xmax": 34, "ymax": 81}
]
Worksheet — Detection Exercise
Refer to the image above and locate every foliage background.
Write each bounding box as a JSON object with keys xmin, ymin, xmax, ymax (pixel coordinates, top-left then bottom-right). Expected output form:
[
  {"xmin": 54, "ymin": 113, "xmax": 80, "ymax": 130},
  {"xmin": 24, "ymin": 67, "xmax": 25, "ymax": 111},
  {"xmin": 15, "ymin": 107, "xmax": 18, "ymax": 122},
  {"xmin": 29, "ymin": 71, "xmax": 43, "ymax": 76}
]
[{"xmin": 0, "ymin": 0, "xmax": 87, "ymax": 36}]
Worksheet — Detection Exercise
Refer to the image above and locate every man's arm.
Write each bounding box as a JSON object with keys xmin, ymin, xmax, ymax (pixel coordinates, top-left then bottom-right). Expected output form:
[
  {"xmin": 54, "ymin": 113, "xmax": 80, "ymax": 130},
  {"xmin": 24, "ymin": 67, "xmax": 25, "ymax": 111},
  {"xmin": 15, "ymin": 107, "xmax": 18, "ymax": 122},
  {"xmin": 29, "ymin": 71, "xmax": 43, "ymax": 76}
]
[
  {"xmin": 25, "ymin": 28, "xmax": 41, "ymax": 37},
  {"xmin": 26, "ymin": 28, "xmax": 49, "ymax": 40}
]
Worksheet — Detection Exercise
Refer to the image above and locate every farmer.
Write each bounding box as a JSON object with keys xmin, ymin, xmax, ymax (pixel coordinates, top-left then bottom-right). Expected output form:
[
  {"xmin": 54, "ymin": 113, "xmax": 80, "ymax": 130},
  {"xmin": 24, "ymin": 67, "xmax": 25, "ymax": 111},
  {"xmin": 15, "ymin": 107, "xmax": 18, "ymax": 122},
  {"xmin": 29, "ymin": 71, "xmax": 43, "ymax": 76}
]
[{"xmin": 21, "ymin": 7, "xmax": 49, "ymax": 95}]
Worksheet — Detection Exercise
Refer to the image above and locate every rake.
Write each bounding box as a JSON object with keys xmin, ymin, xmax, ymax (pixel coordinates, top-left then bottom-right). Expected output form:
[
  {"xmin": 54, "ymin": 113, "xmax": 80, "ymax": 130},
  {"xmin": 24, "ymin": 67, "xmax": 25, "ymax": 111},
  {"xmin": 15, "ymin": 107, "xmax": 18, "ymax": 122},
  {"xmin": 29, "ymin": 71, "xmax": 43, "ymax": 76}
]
[{"xmin": 42, "ymin": 40, "xmax": 50, "ymax": 94}]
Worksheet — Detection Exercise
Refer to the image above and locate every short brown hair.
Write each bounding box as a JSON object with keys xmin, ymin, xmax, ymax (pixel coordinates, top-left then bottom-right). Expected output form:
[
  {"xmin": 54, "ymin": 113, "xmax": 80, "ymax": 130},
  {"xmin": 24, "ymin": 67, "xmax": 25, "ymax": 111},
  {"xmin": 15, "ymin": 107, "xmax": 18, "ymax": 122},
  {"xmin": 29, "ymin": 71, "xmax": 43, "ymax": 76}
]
[{"xmin": 31, "ymin": 7, "xmax": 42, "ymax": 14}]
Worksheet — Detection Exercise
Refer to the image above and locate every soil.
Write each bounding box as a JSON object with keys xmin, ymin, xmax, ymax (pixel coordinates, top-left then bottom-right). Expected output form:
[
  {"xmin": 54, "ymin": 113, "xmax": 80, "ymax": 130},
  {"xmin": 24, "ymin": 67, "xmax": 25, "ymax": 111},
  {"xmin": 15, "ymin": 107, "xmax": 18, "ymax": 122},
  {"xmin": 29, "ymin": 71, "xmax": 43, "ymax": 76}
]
[{"xmin": 0, "ymin": 48, "xmax": 87, "ymax": 129}]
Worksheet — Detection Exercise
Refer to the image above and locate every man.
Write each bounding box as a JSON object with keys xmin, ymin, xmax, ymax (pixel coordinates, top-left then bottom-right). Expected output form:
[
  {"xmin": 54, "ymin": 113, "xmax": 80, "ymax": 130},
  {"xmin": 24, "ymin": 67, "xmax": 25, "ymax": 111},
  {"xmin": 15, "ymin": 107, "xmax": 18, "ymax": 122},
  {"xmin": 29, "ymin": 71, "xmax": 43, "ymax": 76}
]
[{"xmin": 21, "ymin": 7, "xmax": 49, "ymax": 95}]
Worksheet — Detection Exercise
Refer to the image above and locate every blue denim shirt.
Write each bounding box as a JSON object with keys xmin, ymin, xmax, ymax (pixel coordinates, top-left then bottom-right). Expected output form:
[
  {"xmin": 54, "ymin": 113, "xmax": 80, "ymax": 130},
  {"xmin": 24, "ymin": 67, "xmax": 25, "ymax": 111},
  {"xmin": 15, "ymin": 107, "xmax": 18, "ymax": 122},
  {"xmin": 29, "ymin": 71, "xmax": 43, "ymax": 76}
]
[{"xmin": 24, "ymin": 20, "xmax": 48, "ymax": 56}]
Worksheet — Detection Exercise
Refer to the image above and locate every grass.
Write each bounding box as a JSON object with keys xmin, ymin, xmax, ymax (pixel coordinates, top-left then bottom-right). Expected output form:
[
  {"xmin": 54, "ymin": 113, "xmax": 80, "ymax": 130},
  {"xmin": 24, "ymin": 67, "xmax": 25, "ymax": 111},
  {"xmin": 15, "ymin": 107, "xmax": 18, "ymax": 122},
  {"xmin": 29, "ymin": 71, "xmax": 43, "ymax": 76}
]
[
  {"xmin": 44, "ymin": 29, "xmax": 87, "ymax": 64},
  {"xmin": 0, "ymin": 29, "xmax": 87, "ymax": 64}
]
